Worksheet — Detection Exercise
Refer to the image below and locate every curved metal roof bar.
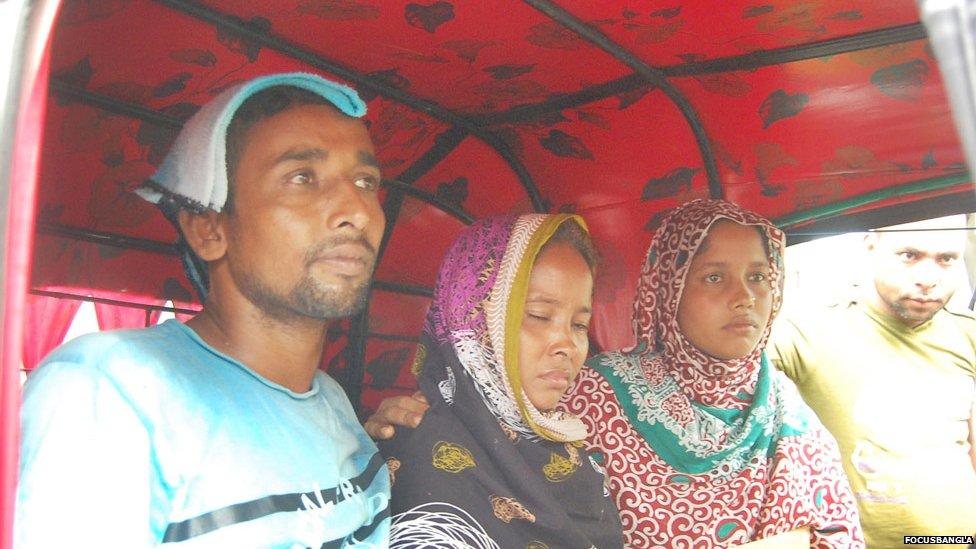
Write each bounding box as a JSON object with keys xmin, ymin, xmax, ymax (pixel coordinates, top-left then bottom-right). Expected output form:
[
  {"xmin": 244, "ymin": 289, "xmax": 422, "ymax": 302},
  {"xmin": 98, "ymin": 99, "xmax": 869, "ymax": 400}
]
[
  {"xmin": 51, "ymin": 79, "xmax": 183, "ymax": 128},
  {"xmin": 523, "ymin": 0, "xmax": 722, "ymax": 199},
  {"xmin": 345, "ymin": 126, "xmax": 468, "ymax": 408},
  {"xmin": 152, "ymin": 0, "xmax": 546, "ymax": 213},
  {"xmin": 665, "ymin": 23, "xmax": 926, "ymax": 76},
  {"xmin": 774, "ymin": 170, "xmax": 971, "ymax": 228},
  {"xmin": 480, "ymin": 20, "xmax": 925, "ymax": 123},
  {"xmin": 382, "ymin": 179, "xmax": 476, "ymax": 225},
  {"xmin": 33, "ymin": 223, "xmax": 436, "ymax": 298},
  {"xmin": 48, "ymin": 81, "xmax": 474, "ymax": 226}
]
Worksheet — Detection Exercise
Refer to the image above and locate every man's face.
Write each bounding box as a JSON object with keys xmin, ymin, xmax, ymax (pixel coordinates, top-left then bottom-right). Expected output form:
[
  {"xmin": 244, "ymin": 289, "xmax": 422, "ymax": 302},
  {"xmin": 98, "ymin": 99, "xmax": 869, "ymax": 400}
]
[
  {"xmin": 221, "ymin": 103, "xmax": 385, "ymax": 321},
  {"xmin": 868, "ymin": 228, "xmax": 966, "ymax": 327}
]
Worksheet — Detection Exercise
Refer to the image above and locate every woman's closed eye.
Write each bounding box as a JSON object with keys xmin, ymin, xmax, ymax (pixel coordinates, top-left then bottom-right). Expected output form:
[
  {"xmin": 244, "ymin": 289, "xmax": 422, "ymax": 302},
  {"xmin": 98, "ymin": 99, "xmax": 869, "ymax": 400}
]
[{"xmin": 525, "ymin": 312, "xmax": 550, "ymax": 322}]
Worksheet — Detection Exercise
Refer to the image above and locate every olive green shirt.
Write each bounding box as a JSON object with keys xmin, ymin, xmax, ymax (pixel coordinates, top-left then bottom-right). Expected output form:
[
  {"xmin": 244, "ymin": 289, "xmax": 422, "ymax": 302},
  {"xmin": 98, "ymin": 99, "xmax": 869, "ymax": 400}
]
[{"xmin": 770, "ymin": 301, "xmax": 976, "ymax": 548}]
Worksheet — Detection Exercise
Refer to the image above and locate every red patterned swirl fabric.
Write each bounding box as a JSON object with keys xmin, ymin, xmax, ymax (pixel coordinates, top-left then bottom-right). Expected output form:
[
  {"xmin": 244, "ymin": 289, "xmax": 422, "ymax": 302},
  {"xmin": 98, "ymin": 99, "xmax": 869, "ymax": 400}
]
[
  {"xmin": 564, "ymin": 368, "xmax": 863, "ymax": 547},
  {"xmin": 559, "ymin": 199, "xmax": 864, "ymax": 547}
]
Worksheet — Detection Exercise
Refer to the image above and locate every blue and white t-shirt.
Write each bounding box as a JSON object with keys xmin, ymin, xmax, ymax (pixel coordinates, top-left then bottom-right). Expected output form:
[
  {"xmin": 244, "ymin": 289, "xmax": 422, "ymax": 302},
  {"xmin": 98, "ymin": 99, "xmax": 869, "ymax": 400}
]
[{"xmin": 16, "ymin": 320, "xmax": 390, "ymax": 548}]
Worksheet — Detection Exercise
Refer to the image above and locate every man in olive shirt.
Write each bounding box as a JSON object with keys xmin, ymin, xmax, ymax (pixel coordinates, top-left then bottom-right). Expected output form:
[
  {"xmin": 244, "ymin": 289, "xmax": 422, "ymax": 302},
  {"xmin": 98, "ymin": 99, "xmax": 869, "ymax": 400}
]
[{"xmin": 770, "ymin": 219, "xmax": 976, "ymax": 547}]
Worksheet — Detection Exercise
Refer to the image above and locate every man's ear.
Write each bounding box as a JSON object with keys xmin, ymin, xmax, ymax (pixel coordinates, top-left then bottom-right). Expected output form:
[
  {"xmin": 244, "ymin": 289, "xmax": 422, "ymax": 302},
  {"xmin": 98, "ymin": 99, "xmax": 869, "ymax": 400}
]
[{"xmin": 178, "ymin": 209, "xmax": 227, "ymax": 262}]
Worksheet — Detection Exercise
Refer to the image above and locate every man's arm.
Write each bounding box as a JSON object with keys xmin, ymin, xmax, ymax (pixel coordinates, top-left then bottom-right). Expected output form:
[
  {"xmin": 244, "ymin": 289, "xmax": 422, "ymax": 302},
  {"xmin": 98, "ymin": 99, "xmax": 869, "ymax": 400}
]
[{"xmin": 16, "ymin": 361, "xmax": 165, "ymax": 547}]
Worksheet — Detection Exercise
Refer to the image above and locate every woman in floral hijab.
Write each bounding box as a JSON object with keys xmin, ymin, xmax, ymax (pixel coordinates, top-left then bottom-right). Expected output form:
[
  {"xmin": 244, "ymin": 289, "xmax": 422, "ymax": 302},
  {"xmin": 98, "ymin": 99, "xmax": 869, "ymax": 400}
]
[
  {"xmin": 563, "ymin": 199, "xmax": 862, "ymax": 547},
  {"xmin": 380, "ymin": 214, "xmax": 622, "ymax": 549}
]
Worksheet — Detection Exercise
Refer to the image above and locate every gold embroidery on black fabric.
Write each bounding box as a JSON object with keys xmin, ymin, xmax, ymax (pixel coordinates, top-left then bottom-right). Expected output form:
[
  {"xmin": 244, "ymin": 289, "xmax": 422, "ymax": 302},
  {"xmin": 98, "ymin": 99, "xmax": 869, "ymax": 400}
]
[
  {"xmin": 432, "ymin": 441, "xmax": 476, "ymax": 473},
  {"xmin": 490, "ymin": 495, "xmax": 536, "ymax": 523},
  {"xmin": 542, "ymin": 452, "xmax": 576, "ymax": 482},
  {"xmin": 386, "ymin": 457, "xmax": 401, "ymax": 485},
  {"xmin": 501, "ymin": 423, "xmax": 519, "ymax": 443},
  {"xmin": 565, "ymin": 442, "xmax": 581, "ymax": 466},
  {"xmin": 410, "ymin": 344, "xmax": 427, "ymax": 376}
]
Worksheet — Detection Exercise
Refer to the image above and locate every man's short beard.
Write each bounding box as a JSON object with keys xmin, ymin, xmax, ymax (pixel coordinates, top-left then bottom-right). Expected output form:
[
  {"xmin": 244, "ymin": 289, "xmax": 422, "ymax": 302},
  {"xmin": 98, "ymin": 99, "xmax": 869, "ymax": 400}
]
[
  {"xmin": 233, "ymin": 266, "xmax": 372, "ymax": 322},
  {"xmin": 886, "ymin": 294, "xmax": 947, "ymax": 325},
  {"xmin": 290, "ymin": 272, "xmax": 372, "ymax": 319}
]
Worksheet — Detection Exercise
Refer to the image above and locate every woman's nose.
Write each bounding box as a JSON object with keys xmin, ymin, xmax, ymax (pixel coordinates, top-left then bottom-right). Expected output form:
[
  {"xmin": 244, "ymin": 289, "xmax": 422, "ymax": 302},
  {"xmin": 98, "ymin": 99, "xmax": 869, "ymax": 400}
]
[{"xmin": 730, "ymin": 281, "xmax": 756, "ymax": 310}]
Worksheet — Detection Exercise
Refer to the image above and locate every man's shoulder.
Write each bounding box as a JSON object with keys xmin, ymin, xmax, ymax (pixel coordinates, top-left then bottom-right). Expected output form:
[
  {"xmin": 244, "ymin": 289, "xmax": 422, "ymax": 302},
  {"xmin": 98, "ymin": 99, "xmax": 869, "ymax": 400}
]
[
  {"xmin": 313, "ymin": 370, "xmax": 354, "ymax": 406},
  {"xmin": 775, "ymin": 300, "xmax": 859, "ymax": 334},
  {"xmin": 29, "ymin": 321, "xmax": 195, "ymax": 389},
  {"xmin": 939, "ymin": 305, "xmax": 976, "ymax": 326},
  {"xmin": 44, "ymin": 321, "xmax": 185, "ymax": 364}
]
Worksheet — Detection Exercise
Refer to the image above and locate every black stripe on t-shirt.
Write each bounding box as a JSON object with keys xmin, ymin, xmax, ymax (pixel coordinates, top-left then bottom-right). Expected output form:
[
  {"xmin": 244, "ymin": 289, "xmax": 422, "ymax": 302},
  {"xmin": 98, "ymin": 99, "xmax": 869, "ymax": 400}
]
[
  {"xmin": 162, "ymin": 451, "xmax": 386, "ymax": 543},
  {"xmin": 318, "ymin": 502, "xmax": 390, "ymax": 549}
]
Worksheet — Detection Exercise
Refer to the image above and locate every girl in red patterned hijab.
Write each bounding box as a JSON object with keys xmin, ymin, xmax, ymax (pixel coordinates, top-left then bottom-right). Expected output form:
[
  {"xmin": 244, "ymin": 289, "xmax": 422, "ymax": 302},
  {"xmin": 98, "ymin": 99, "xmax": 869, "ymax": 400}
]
[{"xmin": 563, "ymin": 199, "xmax": 863, "ymax": 547}]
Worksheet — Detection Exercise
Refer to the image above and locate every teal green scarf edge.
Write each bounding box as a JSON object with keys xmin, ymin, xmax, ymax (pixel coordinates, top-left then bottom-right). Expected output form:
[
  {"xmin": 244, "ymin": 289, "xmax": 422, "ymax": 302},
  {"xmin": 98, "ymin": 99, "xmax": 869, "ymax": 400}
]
[{"xmin": 589, "ymin": 351, "xmax": 807, "ymax": 475}]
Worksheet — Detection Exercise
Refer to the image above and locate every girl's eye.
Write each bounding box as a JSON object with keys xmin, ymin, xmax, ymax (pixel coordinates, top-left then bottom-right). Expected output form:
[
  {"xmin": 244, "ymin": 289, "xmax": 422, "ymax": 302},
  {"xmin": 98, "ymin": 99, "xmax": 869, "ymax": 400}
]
[
  {"xmin": 526, "ymin": 313, "xmax": 549, "ymax": 322},
  {"xmin": 573, "ymin": 323, "xmax": 590, "ymax": 332},
  {"xmin": 898, "ymin": 251, "xmax": 917, "ymax": 261},
  {"xmin": 749, "ymin": 272, "xmax": 768, "ymax": 282},
  {"xmin": 705, "ymin": 274, "xmax": 722, "ymax": 283},
  {"xmin": 354, "ymin": 175, "xmax": 380, "ymax": 192}
]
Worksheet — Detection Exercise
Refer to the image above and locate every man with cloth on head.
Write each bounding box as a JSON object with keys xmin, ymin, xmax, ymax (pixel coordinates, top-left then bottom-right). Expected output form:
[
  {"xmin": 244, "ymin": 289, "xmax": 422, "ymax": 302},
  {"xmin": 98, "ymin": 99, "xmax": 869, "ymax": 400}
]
[
  {"xmin": 769, "ymin": 216, "xmax": 976, "ymax": 548},
  {"xmin": 15, "ymin": 72, "xmax": 391, "ymax": 547}
]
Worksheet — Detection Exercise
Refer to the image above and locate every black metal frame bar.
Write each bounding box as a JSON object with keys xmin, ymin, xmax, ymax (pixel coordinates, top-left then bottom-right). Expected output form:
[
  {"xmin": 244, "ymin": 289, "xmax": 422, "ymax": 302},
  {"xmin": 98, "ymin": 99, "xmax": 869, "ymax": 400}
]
[
  {"xmin": 480, "ymin": 24, "xmax": 926, "ymax": 125},
  {"xmin": 664, "ymin": 23, "xmax": 926, "ymax": 77},
  {"xmin": 327, "ymin": 327, "xmax": 420, "ymax": 344},
  {"xmin": 29, "ymin": 288, "xmax": 200, "ymax": 315},
  {"xmin": 371, "ymin": 280, "xmax": 434, "ymax": 298},
  {"xmin": 47, "ymin": 82, "xmax": 479, "ymax": 231},
  {"xmin": 50, "ymin": 78, "xmax": 184, "ymax": 129},
  {"xmin": 781, "ymin": 189, "xmax": 976, "ymax": 245},
  {"xmin": 382, "ymin": 179, "xmax": 474, "ymax": 225},
  {"xmin": 38, "ymin": 222, "xmax": 179, "ymax": 255},
  {"xmin": 36, "ymin": 222, "xmax": 435, "ymax": 295},
  {"xmin": 475, "ymin": 74, "xmax": 645, "ymax": 126},
  {"xmin": 345, "ymin": 126, "xmax": 467, "ymax": 406},
  {"xmin": 152, "ymin": 0, "xmax": 545, "ymax": 213},
  {"xmin": 523, "ymin": 0, "xmax": 722, "ymax": 199}
]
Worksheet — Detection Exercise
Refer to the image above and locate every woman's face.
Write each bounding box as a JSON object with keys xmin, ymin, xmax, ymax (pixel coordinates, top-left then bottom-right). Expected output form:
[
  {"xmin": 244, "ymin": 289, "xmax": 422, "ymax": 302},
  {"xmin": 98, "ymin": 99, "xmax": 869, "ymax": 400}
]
[
  {"xmin": 518, "ymin": 241, "xmax": 594, "ymax": 411},
  {"xmin": 676, "ymin": 220, "xmax": 773, "ymax": 360}
]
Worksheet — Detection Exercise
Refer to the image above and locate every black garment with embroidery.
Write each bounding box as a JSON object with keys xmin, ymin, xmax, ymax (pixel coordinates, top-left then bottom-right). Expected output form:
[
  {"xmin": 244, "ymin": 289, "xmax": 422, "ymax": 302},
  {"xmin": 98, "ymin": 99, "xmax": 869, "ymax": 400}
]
[{"xmin": 380, "ymin": 337, "xmax": 623, "ymax": 549}]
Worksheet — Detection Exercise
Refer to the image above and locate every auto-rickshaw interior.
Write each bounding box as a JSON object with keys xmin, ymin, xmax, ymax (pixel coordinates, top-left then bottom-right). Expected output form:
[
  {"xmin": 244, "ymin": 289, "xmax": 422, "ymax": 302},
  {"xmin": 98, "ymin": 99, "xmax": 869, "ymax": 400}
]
[{"xmin": 2, "ymin": 0, "xmax": 976, "ymax": 545}]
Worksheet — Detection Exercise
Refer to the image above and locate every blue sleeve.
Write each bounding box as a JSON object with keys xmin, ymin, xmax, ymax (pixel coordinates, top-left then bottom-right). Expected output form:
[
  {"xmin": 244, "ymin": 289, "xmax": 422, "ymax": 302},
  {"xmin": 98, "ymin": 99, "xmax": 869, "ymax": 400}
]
[{"xmin": 15, "ymin": 359, "xmax": 169, "ymax": 547}]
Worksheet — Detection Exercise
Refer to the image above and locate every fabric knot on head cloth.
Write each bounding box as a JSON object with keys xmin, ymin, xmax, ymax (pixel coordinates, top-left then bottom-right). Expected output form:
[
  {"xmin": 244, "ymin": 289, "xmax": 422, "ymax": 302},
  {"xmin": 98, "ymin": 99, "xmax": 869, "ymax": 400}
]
[{"xmin": 133, "ymin": 72, "xmax": 368, "ymax": 300}]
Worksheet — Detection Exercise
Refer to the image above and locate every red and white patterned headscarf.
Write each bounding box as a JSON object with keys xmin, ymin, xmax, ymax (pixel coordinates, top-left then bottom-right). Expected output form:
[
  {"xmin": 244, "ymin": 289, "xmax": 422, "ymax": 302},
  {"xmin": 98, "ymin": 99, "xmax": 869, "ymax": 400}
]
[{"xmin": 633, "ymin": 198, "xmax": 786, "ymax": 407}]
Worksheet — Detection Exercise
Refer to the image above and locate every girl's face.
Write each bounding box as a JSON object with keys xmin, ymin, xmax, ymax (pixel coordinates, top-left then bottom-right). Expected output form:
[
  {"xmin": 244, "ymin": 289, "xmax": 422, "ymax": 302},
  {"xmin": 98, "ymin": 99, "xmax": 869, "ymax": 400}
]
[
  {"xmin": 518, "ymin": 241, "xmax": 594, "ymax": 411},
  {"xmin": 676, "ymin": 220, "xmax": 773, "ymax": 360}
]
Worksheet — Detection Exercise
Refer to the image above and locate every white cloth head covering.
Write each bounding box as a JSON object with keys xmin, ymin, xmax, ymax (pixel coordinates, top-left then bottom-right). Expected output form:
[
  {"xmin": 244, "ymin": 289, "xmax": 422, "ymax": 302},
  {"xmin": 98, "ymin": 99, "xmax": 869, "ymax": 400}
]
[{"xmin": 136, "ymin": 72, "xmax": 367, "ymax": 212}]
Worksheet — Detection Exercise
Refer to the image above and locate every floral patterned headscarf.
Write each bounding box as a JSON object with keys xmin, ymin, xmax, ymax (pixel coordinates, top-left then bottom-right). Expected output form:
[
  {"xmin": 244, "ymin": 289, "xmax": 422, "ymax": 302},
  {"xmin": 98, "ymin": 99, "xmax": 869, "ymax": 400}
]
[
  {"xmin": 633, "ymin": 198, "xmax": 786, "ymax": 405},
  {"xmin": 423, "ymin": 213, "xmax": 589, "ymax": 442},
  {"xmin": 568, "ymin": 199, "xmax": 861, "ymax": 547},
  {"xmin": 586, "ymin": 199, "xmax": 802, "ymax": 476},
  {"xmin": 382, "ymin": 214, "xmax": 624, "ymax": 549}
]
